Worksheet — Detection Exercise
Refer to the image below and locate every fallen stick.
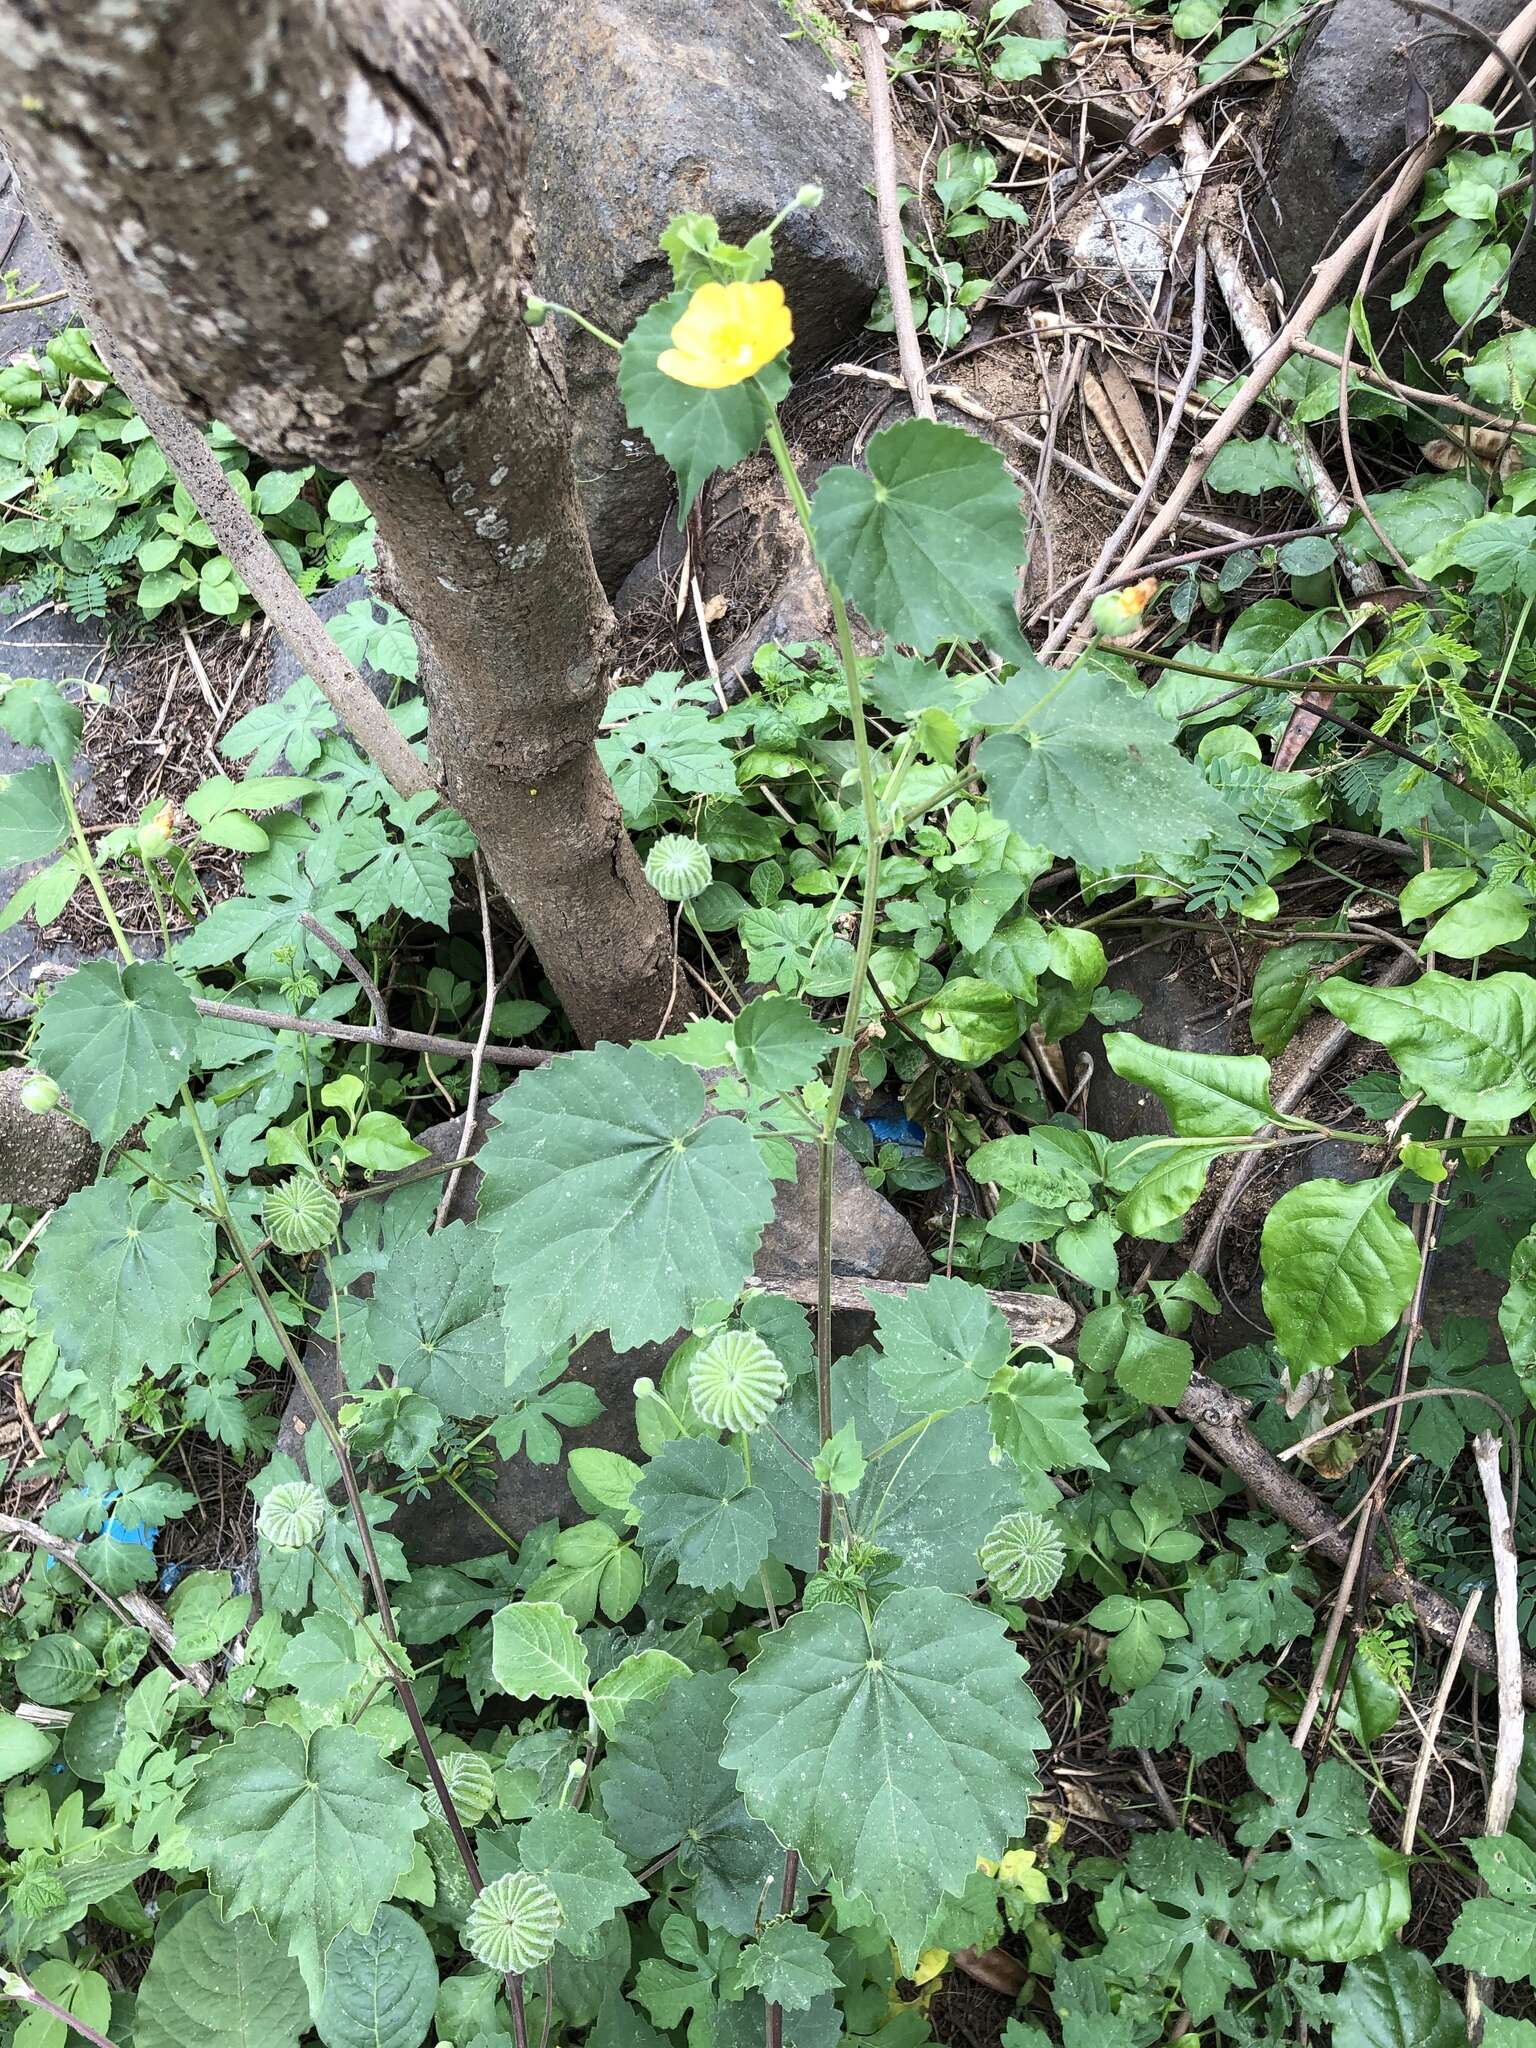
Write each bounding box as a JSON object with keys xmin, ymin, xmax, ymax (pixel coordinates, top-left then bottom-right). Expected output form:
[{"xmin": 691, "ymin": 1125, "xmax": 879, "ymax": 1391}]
[
  {"xmin": 851, "ymin": 12, "xmax": 934, "ymax": 423},
  {"xmin": 1177, "ymin": 1373, "xmax": 1536, "ymax": 1706},
  {"xmin": 0, "ymin": 1509, "xmax": 213, "ymax": 1694},
  {"xmin": 1102, "ymin": 0, "xmax": 1536, "ymax": 587},
  {"xmin": 748, "ymin": 1273, "xmax": 1076, "ymax": 1350}
]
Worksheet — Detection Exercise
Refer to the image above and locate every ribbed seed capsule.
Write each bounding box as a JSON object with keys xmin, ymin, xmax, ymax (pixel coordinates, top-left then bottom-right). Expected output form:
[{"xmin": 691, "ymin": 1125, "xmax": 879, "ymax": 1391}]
[
  {"xmin": 979, "ymin": 1509, "xmax": 1067, "ymax": 1601},
  {"xmin": 463, "ymin": 1871, "xmax": 562, "ymax": 1974},
  {"xmin": 644, "ymin": 833, "xmax": 713, "ymax": 902},
  {"xmin": 426, "ymin": 1749, "xmax": 498, "ymax": 1827},
  {"xmin": 262, "ymin": 1173, "xmax": 341, "ymax": 1254},
  {"xmin": 258, "ymin": 1480, "xmax": 327, "ymax": 1551},
  {"xmin": 688, "ymin": 1329, "xmax": 787, "ymax": 1434}
]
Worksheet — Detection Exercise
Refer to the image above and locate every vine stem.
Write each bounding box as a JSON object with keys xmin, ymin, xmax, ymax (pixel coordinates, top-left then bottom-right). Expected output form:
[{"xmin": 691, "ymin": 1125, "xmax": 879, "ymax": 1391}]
[
  {"xmin": 756, "ymin": 403, "xmax": 888, "ymax": 2048},
  {"xmin": 44, "ymin": 772, "xmax": 531, "ymax": 2033},
  {"xmin": 3, "ymin": 1976, "xmax": 121, "ymax": 2048}
]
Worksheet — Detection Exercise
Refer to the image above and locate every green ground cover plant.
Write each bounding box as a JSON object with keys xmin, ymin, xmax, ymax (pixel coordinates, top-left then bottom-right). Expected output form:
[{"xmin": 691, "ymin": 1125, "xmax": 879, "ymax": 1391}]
[{"xmin": 8, "ymin": 95, "xmax": 1536, "ymax": 2048}]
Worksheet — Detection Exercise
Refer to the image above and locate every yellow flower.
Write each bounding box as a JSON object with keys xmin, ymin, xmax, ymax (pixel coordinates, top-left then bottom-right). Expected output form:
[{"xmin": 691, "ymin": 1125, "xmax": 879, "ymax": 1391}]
[{"xmin": 658, "ymin": 280, "xmax": 793, "ymax": 389}]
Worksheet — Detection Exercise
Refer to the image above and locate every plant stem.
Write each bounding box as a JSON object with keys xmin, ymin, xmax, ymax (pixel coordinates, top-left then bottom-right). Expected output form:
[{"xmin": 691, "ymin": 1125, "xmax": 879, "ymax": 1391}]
[
  {"xmin": 760, "ymin": 409, "xmax": 886, "ymax": 1564},
  {"xmin": 4, "ymin": 1978, "xmax": 122, "ymax": 2048}
]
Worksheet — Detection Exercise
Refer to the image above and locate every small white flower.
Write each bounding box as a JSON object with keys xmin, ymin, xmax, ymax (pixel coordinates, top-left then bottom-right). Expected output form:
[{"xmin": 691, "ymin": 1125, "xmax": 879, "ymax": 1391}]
[{"xmin": 821, "ymin": 70, "xmax": 851, "ymax": 100}]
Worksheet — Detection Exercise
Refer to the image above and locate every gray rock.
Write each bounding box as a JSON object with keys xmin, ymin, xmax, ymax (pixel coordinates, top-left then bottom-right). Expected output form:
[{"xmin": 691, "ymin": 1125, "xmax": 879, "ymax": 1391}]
[
  {"xmin": 279, "ymin": 1090, "xmax": 929, "ymax": 1565},
  {"xmin": 0, "ymin": 1069, "xmax": 99, "ymax": 1206},
  {"xmin": 1081, "ymin": 941, "xmax": 1236, "ymax": 1146},
  {"xmin": 0, "ymin": 159, "xmax": 73, "ymax": 357},
  {"xmin": 459, "ymin": 0, "xmax": 883, "ymax": 590},
  {"xmin": 0, "ymin": 604, "xmax": 106, "ymax": 1019},
  {"xmin": 1260, "ymin": 0, "xmax": 1524, "ymax": 357}
]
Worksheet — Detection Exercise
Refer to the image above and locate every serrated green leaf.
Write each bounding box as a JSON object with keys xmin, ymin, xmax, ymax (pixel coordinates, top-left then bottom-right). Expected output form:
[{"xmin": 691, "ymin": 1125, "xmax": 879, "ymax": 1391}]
[
  {"xmin": 0, "ymin": 678, "xmax": 81, "ymax": 765},
  {"xmin": 1441, "ymin": 1835, "xmax": 1536, "ymax": 1984},
  {"xmin": 364, "ymin": 1223, "xmax": 519, "ymax": 1420},
  {"xmin": 1260, "ymin": 1176, "xmax": 1420, "ymax": 1373},
  {"xmin": 33, "ymin": 1182, "xmax": 215, "ymax": 1411},
  {"xmin": 315, "ymin": 1905, "xmax": 437, "ymax": 2048},
  {"xmin": 730, "ymin": 993, "xmax": 834, "ymax": 1093},
  {"xmin": 500, "ymin": 1807, "xmax": 646, "ymax": 1956},
  {"xmin": 723, "ymin": 1586, "xmax": 1045, "ymax": 1965},
  {"xmin": 811, "ymin": 420, "xmax": 1029, "ymax": 659},
  {"xmin": 491, "ymin": 1600, "xmax": 590, "ymax": 1700},
  {"xmin": 987, "ymin": 1356, "xmax": 1107, "ymax": 1474},
  {"xmin": 477, "ymin": 1044, "xmax": 775, "ymax": 1363},
  {"xmin": 738, "ymin": 1922, "xmax": 840, "ymax": 2013},
  {"xmin": 632, "ymin": 1437, "xmax": 776, "ymax": 1591},
  {"xmin": 978, "ymin": 667, "xmax": 1231, "ymax": 869},
  {"xmin": 132, "ymin": 1896, "xmax": 310, "ymax": 2048},
  {"xmin": 1102, "ymin": 1034, "xmax": 1274, "ymax": 1137},
  {"xmin": 589, "ymin": 1650, "xmax": 689, "ymax": 1738},
  {"xmin": 620, "ymin": 291, "xmax": 786, "ymax": 521},
  {"xmin": 870, "ymin": 1276, "xmax": 1009, "ymax": 1411},
  {"xmin": 180, "ymin": 1723, "xmax": 424, "ymax": 2004},
  {"xmin": 600, "ymin": 1669, "xmax": 786, "ymax": 1934},
  {"xmin": 34, "ymin": 959, "xmax": 198, "ymax": 1145},
  {"xmin": 0, "ymin": 761, "xmax": 70, "ymax": 862},
  {"xmin": 757, "ymin": 1349, "xmax": 1027, "ymax": 1587}
]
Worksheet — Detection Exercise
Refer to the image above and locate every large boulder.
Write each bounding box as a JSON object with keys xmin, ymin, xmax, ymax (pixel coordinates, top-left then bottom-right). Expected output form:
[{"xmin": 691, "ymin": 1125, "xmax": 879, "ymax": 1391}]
[
  {"xmin": 458, "ymin": 0, "xmax": 883, "ymax": 591},
  {"xmin": 0, "ymin": 1069, "xmax": 99, "ymax": 1207},
  {"xmin": 1259, "ymin": 0, "xmax": 1525, "ymax": 355},
  {"xmin": 279, "ymin": 1097, "xmax": 933, "ymax": 1564}
]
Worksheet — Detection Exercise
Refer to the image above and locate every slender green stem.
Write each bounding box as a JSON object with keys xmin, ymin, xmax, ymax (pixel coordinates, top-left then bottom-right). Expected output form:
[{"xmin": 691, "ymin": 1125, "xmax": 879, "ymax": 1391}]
[
  {"xmin": 535, "ymin": 300, "xmax": 622, "ymax": 351},
  {"xmin": 56, "ymin": 760, "xmax": 133, "ymax": 964},
  {"xmin": 761, "ymin": 409, "xmax": 886, "ymax": 1568},
  {"xmin": 3, "ymin": 1978, "xmax": 121, "ymax": 2048}
]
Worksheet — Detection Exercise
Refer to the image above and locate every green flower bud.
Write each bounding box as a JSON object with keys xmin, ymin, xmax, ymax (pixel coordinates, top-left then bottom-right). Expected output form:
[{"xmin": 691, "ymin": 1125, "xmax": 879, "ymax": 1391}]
[
  {"xmin": 523, "ymin": 294, "xmax": 550, "ymax": 327},
  {"xmin": 18, "ymin": 1072, "xmax": 61, "ymax": 1115},
  {"xmin": 796, "ymin": 183, "xmax": 824, "ymax": 209}
]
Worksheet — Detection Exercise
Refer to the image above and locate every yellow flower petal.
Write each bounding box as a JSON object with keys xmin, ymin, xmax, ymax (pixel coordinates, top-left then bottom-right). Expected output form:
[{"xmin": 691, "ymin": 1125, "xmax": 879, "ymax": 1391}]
[{"xmin": 658, "ymin": 279, "xmax": 794, "ymax": 389}]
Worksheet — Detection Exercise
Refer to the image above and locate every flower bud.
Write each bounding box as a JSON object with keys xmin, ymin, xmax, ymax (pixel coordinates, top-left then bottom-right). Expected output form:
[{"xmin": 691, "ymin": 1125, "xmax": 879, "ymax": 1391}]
[
  {"xmin": 1090, "ymin": 577, "xmax": 1158, "ymax": 639},
  {"xmin": 523, "ymin": 294, "xmax": 549, "ymax": 327},
  {"xmin": 19, "ymin": 1072, "xmax": 60, "ymax": 1114},
  {"xmin": 796, "ymin": 183, "xmax": 825, "ymax": 209},
  {"xmin": 138, "ymin": 802, "xmax": 176, "ymax": 860}
]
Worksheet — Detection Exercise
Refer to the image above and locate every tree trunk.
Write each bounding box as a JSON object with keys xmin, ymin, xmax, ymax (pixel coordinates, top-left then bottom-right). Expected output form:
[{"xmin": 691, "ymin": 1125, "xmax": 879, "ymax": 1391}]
[{"xmin": 0, "ymin": 0, "xmax": 677, "ymax": 1046}]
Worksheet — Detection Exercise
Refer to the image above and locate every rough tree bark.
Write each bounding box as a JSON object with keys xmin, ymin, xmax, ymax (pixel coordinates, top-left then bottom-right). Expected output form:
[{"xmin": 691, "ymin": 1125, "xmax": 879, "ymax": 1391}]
[{"xmin": 0, "ymin": 0, "xmax": 677, "ymax": 1046}]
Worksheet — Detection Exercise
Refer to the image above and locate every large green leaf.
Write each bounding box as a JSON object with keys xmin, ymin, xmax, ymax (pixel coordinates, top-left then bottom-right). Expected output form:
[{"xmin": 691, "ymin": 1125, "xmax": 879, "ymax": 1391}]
[
  {"xmin": 0, "ymin": 760, "xmax": 70, "ymax": 862},
  {"xmin": 599, "ymin": 1670, "xmax": 786, "ymax": 1935},
  {"xmin": 364, "ymin": 1223, "xmax": 520, "ymax": 1420},
  {"xmin": 811, "ymin": 420, "xmax": 1029, "ymax": 660},
  {"xmin": 1317, "ymin": 971, "xmax": 1536, "ymax": 1123},
  {"xmin": 180, "ymin": 1723, "xmax": 424, "ymax": 2003},
  {"xmin": 489, "ymin": 1807, "xmax": 645, "ymax": 1956},
  {"xmin": 978, "ymin": 668, "xmax": 1231, "ymax": 869},
  {"xmin": 1330, "ymin": 1946, "xmax": 1465, "ymax": 2048},
  {"xmin": 870, "ymin": 1276, "xmax": 1008, "ymax": 1412},
  {"xmin": 315, "ymin": 1905, "xmax": 437, "ymax": 2048},
  {"xmin": 619, "ymin": 291, "xmax": 787, "ymax": 521},
  {"xmin": 1102, "ymin": 1035, "xmax": 1274, "ymax": 1138},
  {"xmin": 476, "ymin": 1044, "xmax": 775, "ymax": 1363},
  {"xmin": 132, "ymin": 1896, "xmax": 310, "ymax": 2048},
  {"xmin": 33, "ymin": 1182, "xmax": 215, "ymax": 1409},
  {"xmin": 632, "ymin": 1437, "xmax": 776, "ymax": 1592},
  {"xmin": 1260, "ymin": 1176, "xmax": 1420, "ymax": 1373},
  {"xmin": 34, "ymin": 959, "xmax": 199, "ymax": 1144},
  {"xmin": 754, "ymin": 1349, "xmax": 1026, "ymax": 1588},
  {"xmin": 722, "ymin": 1586, "xmax": 1045, "ymax": 1964}
]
